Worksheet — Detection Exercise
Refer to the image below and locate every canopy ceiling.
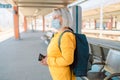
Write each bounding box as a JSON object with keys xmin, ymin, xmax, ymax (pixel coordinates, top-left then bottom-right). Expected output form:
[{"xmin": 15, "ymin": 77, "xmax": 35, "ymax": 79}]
[
  {"xmin": 80, "ymin": 0, "xmax": 120, "ymax": 20},
  {"xmin": 8, "ymin": 0, "xmax": 75, "ymax": 17},
  {"xmin": 4, "ymin": 0, "xmax": 120, "ymax": 19},
  {"xmin": 83, "ymin": 2, "xmax": 120, "ymax": 18}
]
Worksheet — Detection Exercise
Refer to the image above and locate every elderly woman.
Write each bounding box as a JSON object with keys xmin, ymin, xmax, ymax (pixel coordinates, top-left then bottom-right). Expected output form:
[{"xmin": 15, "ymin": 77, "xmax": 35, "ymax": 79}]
[{"xmin": 41, "ymin": 8, "xmax": 76, "ymax": 80}]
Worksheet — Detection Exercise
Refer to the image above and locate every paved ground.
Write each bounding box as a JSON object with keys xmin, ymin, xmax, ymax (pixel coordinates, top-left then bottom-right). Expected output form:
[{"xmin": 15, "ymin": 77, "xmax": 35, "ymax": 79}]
[
  {"xmin": 0, "ymin": 31, "xmax": 52, "ymax": 80},
  {"xmin": 0, "ymin": 30, "xmax": 120, "ymax": 80}
]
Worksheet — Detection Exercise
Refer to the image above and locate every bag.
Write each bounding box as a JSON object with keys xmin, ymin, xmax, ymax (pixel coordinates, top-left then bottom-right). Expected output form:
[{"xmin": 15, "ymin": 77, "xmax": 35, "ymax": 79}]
[{"xmin": 58, "ymin": 30, "xmax": 90, "ymax": 77}]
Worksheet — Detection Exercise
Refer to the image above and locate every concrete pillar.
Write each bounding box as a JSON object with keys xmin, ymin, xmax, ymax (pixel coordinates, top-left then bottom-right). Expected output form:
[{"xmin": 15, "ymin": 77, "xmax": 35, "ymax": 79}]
[
  {"xmin": 99, "ymin": 4, "xmax": 104, "ymax": 30},
  {"xmin": 113, "ymin": 16, "xmax": 116, "ymax": 28},
  {"xmin": 42, "ymin": 16, "xmax": 45, "ymax": 32},
  {"xmin": 31, "ymin": 17, "xmax": 34, "ymax": 31},
  {"xmin": 89, "ymin": 19, "xmax": 91, "ymax": 29},
  {"xmin": 34, "ymin": 17, "xmax": 36, "ymax": 30},
  {"xmin": 110, "ymin": 16, "xmax": 113, "ymax": 30},
  {"xmin": 107, "ymin": 16, "xmax": 113, "ymax": 30},
  {"xmin": 13, "ymin": 6, "xmax": 20, "ymax": 39},
  {"xmin": 94, "ymin": 19, "xmax": 97, "ymax": 29},
  {"xmin": 24, "ymin": 16, "xmax": 27, "ymax": 32},
  {"xmin": 115, "ymin": 19, "xmax": 117, "ymax": 29},
  {"xmin": 82, "ymin": 21, "xmax": 85, "ymax": 29}
]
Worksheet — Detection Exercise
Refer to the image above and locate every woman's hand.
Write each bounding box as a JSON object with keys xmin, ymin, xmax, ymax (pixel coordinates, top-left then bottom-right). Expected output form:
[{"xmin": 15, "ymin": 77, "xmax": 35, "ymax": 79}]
[{"xmin": 40, "ymin": 56, "xmax": 48, "ymax": 66}]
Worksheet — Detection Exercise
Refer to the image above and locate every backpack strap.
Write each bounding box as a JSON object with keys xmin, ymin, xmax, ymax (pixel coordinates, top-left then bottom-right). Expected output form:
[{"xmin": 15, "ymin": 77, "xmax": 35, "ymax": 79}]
[
  {"xmin": 58, "ymin": 30, "xmax": 74, "ymax": 80},
  {"xmin": 58, "ymin": 30, "xmax": 73, "ymax": 52}
]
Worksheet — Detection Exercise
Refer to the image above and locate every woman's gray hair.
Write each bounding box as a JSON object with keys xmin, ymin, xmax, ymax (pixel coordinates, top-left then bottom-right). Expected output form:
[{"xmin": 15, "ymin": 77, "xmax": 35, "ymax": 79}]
[{"xmin": 52, "ymin": 8, "xmax": 73, "ymax": 28}]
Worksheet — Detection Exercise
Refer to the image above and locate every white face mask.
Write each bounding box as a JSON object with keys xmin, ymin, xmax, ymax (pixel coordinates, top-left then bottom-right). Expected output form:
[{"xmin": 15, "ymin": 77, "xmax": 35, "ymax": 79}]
[{"xmin": 52, "ymin": 19, "xmax": 61, "ymax": 29}]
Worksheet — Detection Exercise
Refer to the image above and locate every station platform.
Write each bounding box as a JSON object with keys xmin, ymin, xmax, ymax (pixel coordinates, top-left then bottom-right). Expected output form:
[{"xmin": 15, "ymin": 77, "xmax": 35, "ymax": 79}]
[
  {"xmin": 0, "ymin": 31, "xmax": 52, "ymax": 80},
  {"xmin": 0, "ymin": 30, "xmax": 120, "ymax": 80}
]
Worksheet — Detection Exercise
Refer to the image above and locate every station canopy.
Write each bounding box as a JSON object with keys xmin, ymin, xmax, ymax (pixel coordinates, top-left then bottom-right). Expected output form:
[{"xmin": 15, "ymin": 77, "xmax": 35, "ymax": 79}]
[
  {"xmin": 4, "ymin": 0, "xmax": 120, "ymax": 18},
  {"xmin": 6, "ymin": 0, "xmax": 76, "ymax": 17}
]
